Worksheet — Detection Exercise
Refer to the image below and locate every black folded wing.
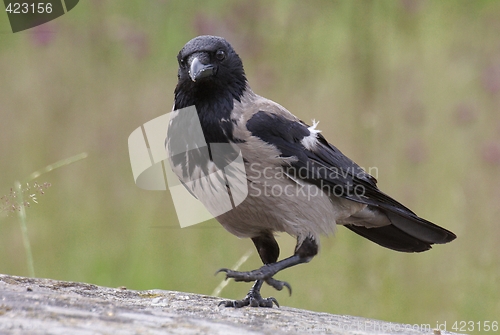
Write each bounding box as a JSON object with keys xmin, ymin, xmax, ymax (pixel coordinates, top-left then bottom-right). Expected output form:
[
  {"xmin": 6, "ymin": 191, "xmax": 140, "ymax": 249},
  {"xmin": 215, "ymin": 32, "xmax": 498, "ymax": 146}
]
[{"xmin": 247, "ymin": 111, "xmax": 456, "ymax": 252}]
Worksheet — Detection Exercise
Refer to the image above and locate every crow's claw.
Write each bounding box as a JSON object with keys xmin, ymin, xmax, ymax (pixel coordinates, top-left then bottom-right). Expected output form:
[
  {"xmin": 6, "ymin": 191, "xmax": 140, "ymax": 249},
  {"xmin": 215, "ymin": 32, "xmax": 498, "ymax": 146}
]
[{"xmin": 215, "ymin": 268, "xmax": 230, "ymax": 277}]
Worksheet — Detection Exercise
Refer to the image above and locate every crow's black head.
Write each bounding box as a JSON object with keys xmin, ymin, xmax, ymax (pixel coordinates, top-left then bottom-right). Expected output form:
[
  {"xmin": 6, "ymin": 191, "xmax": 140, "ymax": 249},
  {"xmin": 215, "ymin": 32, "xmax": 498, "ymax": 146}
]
[{"xmin": 174, "ymin": 35, "xmax": 247, "ymax": 111}]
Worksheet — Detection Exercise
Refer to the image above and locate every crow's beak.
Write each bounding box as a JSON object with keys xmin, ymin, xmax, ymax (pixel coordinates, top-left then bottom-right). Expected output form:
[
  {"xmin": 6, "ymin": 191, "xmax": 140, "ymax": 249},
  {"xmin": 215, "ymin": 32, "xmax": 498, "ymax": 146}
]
[{"xmin": 189, "ymin": 57, "xmax": 216, "ymax": 82}]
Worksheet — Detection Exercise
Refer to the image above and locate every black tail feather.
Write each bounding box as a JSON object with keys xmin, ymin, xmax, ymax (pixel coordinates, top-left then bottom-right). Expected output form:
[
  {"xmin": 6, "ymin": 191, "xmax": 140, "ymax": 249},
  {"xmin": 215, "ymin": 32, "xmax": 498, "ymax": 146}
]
[
  {"xmin": 344, "ymin": 206, "xmax": 456, "ymax": 253},
  {"xmin": 344, "ymin": 224, "xmax": 433, "ymax": 253},
  {"xmin": 384, "ymin": 210, "xmax": 456, "ymax": 244}
]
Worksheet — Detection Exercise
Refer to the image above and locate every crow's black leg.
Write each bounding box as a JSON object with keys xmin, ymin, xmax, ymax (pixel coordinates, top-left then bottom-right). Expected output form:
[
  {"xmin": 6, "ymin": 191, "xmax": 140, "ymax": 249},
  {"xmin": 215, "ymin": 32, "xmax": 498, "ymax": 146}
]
[
  {"xmin": 218, "ymin": 235, "xmax": 318, "ymax": 308},
  {"xmin": 219, "ymin": 233, "xmax": 282, "ymax": 307},
  {"xmin": 252, "ymin": 233, "xmax": 280, "ymax": 265}
]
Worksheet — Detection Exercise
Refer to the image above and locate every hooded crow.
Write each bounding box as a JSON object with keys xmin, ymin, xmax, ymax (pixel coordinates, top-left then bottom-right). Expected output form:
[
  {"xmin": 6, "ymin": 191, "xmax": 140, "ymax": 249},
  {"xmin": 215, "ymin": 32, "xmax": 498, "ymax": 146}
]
[{"xmin": 167, "ymin": 35, "xmax": 456, "ymax": 308}]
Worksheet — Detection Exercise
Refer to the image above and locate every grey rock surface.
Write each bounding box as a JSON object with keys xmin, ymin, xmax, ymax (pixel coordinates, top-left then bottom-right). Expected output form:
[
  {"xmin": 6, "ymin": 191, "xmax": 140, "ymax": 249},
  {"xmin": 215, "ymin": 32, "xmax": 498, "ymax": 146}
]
[{"xmin": 0, "ymin": 274, "xmax": 460, "ymax": 335}]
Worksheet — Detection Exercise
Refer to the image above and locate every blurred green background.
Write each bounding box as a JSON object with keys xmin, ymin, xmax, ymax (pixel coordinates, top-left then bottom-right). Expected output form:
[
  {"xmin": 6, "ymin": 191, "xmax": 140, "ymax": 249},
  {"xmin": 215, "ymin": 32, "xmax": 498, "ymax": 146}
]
[{"xmin": 1, "ymin": 0, "xmax": 499, "ymax": 328}]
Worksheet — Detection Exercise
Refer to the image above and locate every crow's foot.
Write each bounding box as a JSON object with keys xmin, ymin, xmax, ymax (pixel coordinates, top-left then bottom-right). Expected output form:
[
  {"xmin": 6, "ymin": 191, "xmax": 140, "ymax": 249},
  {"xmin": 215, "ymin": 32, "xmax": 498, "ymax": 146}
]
[
  {"xmin": 216, "ymin": 267, "xmax": 291, "ymax": 295},
  {"xmin": 218, "ymin": 280, "xmax": 279, "ymax": 308},
  {"xmin": 216, "ymin": 267, "xmax": 270, "ymax": 282}
]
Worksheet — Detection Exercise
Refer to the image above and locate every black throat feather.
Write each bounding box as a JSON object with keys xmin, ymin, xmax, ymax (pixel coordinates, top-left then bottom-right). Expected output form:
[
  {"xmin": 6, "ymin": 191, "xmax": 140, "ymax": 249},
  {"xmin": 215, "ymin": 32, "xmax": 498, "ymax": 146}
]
[{"xmin": 173, "ymin": 75, "xmax": 247, "ymax": 145}]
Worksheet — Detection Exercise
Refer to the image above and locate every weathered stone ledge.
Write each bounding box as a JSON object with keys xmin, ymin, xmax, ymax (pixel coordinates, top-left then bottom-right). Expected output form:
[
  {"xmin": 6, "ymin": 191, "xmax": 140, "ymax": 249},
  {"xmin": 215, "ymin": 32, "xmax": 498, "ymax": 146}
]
[{"xmin": 0, "ymin": 274, "xmax": 461, "ymax": 334}]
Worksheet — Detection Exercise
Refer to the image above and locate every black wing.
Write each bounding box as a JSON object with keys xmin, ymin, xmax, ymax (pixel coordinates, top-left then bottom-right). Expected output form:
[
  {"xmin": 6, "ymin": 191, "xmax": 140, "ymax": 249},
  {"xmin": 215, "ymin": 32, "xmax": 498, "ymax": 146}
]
[{"xmin": 246, "ymin": 111, "xmax": 456, "ymax": 252}]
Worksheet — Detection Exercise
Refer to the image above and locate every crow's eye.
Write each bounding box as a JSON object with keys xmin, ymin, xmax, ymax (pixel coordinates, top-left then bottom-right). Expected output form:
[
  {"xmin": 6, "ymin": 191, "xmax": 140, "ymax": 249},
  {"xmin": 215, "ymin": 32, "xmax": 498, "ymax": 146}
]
[
  {"xmin": 179, "ymin": 58, "xmax": 186, "ymax": 68},
  {"xmin": 215, "ymin": 49, "xmax": 226, "ymax": 61}
]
